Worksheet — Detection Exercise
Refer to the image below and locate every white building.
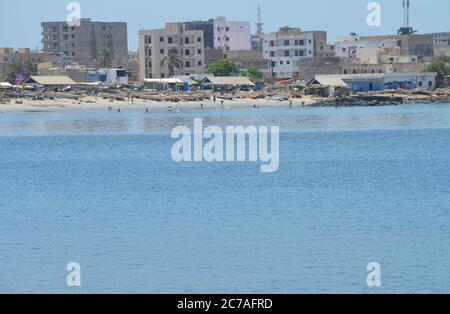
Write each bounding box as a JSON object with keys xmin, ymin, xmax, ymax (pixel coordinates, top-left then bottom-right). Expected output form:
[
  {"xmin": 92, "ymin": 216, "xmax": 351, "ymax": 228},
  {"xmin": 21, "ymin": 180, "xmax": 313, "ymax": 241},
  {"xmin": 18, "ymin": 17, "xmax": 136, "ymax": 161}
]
[
  {"xmin": 139, "ymin": 23, "xmax": 205, "ymax": 81},
  {"xmin": 263, "ymin": 27, "xmax": 315, "ymax": 79},
  {"xmin": 213, "ymin": 17, "xmax": 251, "ymax": 52},
  {"xmin": 334, "ymin": 33, "xmax": 399, "ymax": 60}
]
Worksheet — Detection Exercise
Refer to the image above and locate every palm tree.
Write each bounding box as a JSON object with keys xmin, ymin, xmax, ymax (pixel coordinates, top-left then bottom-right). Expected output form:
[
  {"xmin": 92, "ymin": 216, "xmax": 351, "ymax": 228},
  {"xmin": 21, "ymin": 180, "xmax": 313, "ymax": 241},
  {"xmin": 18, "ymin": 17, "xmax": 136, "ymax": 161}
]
[
  {"xmin": 98, "ymin": 50, "xmax": 112, "ymax": 68},
  {"xmin": 160, "ymin": 48, "xmax": 182, "ymax": 77}
]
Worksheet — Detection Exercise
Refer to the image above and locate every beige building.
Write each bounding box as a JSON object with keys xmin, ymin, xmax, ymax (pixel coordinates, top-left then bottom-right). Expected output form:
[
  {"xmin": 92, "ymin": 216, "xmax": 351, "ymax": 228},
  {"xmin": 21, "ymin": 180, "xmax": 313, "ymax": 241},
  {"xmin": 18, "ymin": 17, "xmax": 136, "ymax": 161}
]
[
  {"xmin": 0, "ymin": 48, "xmax": 60, "ymax": 81},
  {"xmin": 224, "ymin": 50, "xmax": 270, "ymax": 77},
  {"xmin": 139, "ymin": 23, "xmax": 205, "ymax": 81},
  {"xmin": 432, "ymin": 32, "xmax": 450, "ymax": 57}
]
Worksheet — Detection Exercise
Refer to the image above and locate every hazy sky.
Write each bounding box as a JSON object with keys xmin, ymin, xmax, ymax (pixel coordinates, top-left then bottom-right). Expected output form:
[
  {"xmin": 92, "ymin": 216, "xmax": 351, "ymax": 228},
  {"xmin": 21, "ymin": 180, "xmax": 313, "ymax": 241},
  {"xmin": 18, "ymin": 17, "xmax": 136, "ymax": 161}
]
[{"xmin": 1, "ymin": 0, "xmax": 449, "ymax": 50}]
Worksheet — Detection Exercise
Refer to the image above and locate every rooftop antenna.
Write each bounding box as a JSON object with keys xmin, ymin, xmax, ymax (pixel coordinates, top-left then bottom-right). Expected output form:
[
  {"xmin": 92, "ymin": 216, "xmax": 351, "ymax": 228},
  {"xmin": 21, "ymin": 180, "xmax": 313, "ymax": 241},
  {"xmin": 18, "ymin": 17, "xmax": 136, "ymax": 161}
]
[
  {"xmin": 256, "ymin": 5, "xmax": 264, "ymax": 35},
  {"xmin": 398, "ymin": 0, "xmax": 416, "ymax": 35}
]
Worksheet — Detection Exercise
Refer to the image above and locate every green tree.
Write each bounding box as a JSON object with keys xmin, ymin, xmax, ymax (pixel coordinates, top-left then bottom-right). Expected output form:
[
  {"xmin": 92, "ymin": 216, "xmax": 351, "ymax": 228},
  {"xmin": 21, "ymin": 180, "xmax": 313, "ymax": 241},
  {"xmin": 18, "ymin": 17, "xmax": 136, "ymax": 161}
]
[
  {"xmin": 207, "ymin": 59, "xmax": 239, "ymax": 76},
  {"xmin": 425, "ymin": 57, "xmax": 450, "ymax": 80},
  {"xmin": 160, "ymin": 48, "xmax": 183, "ymax": 77},
  {"xmin": 240, "ymin": 64, "xmax": 265, "ymax": 81},
  {"xmin": 98, "ymin": 50, "xmax": 113, "ymax": 68},
  {"xmin": 7, "ymin": 61, "xmax": 37, "ymax": 84}
]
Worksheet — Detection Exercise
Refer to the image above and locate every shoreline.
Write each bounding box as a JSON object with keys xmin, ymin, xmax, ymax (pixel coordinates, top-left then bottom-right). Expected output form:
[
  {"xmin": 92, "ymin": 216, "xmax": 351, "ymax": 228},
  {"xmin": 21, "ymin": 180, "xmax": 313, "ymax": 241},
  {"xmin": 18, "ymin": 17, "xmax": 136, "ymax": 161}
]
[
  {"xmin": 1, "ymin": 92, "xmax": 449, "ymax": 113},
  {"xmin": 0, "ymin": 96, "xmax": 318, "ymax": 113}
]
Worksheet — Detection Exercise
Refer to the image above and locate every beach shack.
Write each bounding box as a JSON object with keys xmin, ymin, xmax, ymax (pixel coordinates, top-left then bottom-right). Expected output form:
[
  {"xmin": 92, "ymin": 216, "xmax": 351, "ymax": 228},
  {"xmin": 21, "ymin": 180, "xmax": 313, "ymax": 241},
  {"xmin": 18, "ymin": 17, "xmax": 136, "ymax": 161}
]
[
  {"xmin": 306, "ymin": 77, "xmax": 348, "ymax": 97},
  {"xmin": 444, "ymin": 75, "xmax": 450, "ymax": 88},
  {"xmin": 202, "ymin": 76, "xmax": 255, "ymax": 92},
  {"xmin": 24, "ymin": 76, "xmax": 77, "ymax": 91}
]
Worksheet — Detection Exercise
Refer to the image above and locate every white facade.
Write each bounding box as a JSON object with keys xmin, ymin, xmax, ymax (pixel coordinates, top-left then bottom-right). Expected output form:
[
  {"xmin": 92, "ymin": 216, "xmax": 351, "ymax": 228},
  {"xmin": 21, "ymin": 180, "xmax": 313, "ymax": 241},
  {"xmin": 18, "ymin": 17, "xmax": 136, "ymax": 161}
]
[
  {"xmin": 213, "ymin": 17, "xmax": 251, "ymax": 52},
  {"xmin": 263, "ymin": 27, "xmax": 314, "ymax": 79},
  {"xmin": 139, "ymin": 23, "xmax": 205, "ymax": 80},
  {"xmin": 335, "ymin": 35, "xmax": 398, "ymax": 59}
]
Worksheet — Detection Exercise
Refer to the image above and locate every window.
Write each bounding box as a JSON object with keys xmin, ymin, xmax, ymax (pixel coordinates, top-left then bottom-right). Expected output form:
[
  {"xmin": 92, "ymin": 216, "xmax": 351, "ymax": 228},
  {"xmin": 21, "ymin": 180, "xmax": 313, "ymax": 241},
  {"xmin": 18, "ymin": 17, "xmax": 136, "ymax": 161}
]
[
  {"xmin": 160, "ymin": 37, "xmax": 164, "ymax": 42},
  {"xmin": 197, "ymin": 49, "xmax": 202, "ymax": 54},
  {"xmin": 287, "ymin": 61, "xmax": 290, "ymax": 65},
  {"xmin": 270, "ymin": 51, "xmax": 275, "ymax": 57},
  {"xmin": 284, "ymin": 50, "xmax": 290, "ymax": 57},
  {"xmin": 198, "ymin": 61, "xmax": 202, "ymax": 66},
  {"xmin": 185, "ymin": 49, "xmax": 190, "ymax": 56},
  {"xmin": 146, "ymin": 36, "xmax": 152, "ymax": 44},
  {"xmin": 185, "ymin": 37, "xmax": 190, "ymax": 44},
  {"xmin": 226, "ymin": 27, "xmax": 230, "ymax": 31},
  {"xmin": 168, "ymin": 37, "xmax": 173, "ymax": 44},
  {"xmin": 280, "ymin": 61, "xmax": 284, "ymax": 65},
  {"xmin": 185, "ymin": 61, "xmax": 191, "ymax": 68},
  {"xmin": 284, "ymin": 40, "xmax": 290, "ymax": 46},
  {"xmin": 148, "ymin": 49, "xmax": 152, "ymax": 56},
  {"xmin": 270, "ymin": 41, "xmax": 275, "ymax": 47},
  {"xmin": 271, "ymin": 61, "xmax": 276, "ymax": 67},
  {"xmin": 197, "ymin": 37, "xmax": 202, "ymax": 42},
  {"xmin": 160, "ymin": 49, "xmax": 164, "ymax": 54}
]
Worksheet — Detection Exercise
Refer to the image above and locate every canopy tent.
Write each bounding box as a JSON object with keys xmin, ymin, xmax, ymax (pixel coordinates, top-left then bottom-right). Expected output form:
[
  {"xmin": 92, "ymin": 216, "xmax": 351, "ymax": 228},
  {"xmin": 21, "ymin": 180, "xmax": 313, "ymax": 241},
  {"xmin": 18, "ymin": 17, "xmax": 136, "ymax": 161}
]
[
  {"xmin": 0, "ymin": 82, "xmax": 14, "ymax": 89},
  {"xmin": 143, "ymin": 78, "xmax": 184, "ymax": 84}
]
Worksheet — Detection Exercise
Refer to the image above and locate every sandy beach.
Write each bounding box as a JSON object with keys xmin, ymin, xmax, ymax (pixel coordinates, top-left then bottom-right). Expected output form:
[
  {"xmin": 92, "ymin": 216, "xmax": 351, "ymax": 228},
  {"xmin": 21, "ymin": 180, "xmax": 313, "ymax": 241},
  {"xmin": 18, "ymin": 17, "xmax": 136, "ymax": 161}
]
[{"xmin": 0, "ymin": 96, "xmax": 318, "ymax": 113}]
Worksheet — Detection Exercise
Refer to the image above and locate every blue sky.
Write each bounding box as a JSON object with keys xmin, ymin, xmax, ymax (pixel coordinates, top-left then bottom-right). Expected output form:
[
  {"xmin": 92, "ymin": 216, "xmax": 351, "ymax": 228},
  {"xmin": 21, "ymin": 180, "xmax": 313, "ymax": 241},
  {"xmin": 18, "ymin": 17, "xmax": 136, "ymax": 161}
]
[{"xmin": 0, "ymin": 0, "xmax": 449, "ymax": 50}]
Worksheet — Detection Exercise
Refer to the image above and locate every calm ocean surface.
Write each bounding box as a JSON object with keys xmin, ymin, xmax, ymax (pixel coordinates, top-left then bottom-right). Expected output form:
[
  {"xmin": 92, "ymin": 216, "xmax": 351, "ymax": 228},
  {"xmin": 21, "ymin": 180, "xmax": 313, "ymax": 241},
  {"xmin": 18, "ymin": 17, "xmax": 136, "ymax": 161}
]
[{"xmin": 0, "ymin": 104, "xmax": 449, "ymax": 293}]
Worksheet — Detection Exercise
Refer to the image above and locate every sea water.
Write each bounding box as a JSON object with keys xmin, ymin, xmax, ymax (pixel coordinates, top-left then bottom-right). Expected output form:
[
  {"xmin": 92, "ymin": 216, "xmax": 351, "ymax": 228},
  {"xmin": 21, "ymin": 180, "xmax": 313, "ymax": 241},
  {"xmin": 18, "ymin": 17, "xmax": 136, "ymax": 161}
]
[{"xmin": 0, "ymin": 104, "xmax": 449, "ymax": 293}]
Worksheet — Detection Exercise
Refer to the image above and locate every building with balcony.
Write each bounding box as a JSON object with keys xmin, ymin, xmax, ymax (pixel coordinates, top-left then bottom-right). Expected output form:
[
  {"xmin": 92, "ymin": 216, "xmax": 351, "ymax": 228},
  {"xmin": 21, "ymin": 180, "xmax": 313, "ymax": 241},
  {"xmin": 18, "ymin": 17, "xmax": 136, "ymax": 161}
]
[{"xmin": 139, "ymin": 23, "xmax": 205, "ymax": 81}]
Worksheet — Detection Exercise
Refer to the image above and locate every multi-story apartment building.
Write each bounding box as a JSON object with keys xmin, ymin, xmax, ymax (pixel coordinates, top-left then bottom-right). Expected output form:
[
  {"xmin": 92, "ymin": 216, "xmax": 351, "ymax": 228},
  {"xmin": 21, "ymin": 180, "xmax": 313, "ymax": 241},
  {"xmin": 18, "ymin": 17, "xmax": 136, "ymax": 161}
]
[
  {"xmin": 263, "ymin": 27, "xmax": 316, "ymax": 79},
  {"xmin": 41, "ymin": 18, "xmax": 128, "ymax": 67},
  {"xmin": 214, "ymin": 17, "xmax": 251, "ymax": 52},
  {"xmin": 359, "ymin": 33, "xmax": 433, "ymax": 59},
  {"xmin": 432, "ymin": 32, "xmax": 450, "ymax": 57},
  {"xmin": 184, "ymin": 20, "xmax": 215, "ymax": 49},
  {"xmin": 139, "ymin": 23, "xmax": 205, "ymax": 81}
]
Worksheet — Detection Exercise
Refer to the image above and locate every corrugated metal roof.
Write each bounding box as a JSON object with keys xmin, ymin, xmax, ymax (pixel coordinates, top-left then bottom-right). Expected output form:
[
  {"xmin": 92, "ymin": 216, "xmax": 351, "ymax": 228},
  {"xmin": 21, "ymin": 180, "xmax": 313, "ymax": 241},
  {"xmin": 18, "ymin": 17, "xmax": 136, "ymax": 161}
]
[
  {"xmin": 27, "ymin": 76, "xmax": 77, "ymax": 85},
  {"xmin": 205, "ymin": 76, "xmax": 255, "ymax": 86},
  {"xmin": 313, "ymin": 77, "xmax": 348, "ymax": 88}
]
